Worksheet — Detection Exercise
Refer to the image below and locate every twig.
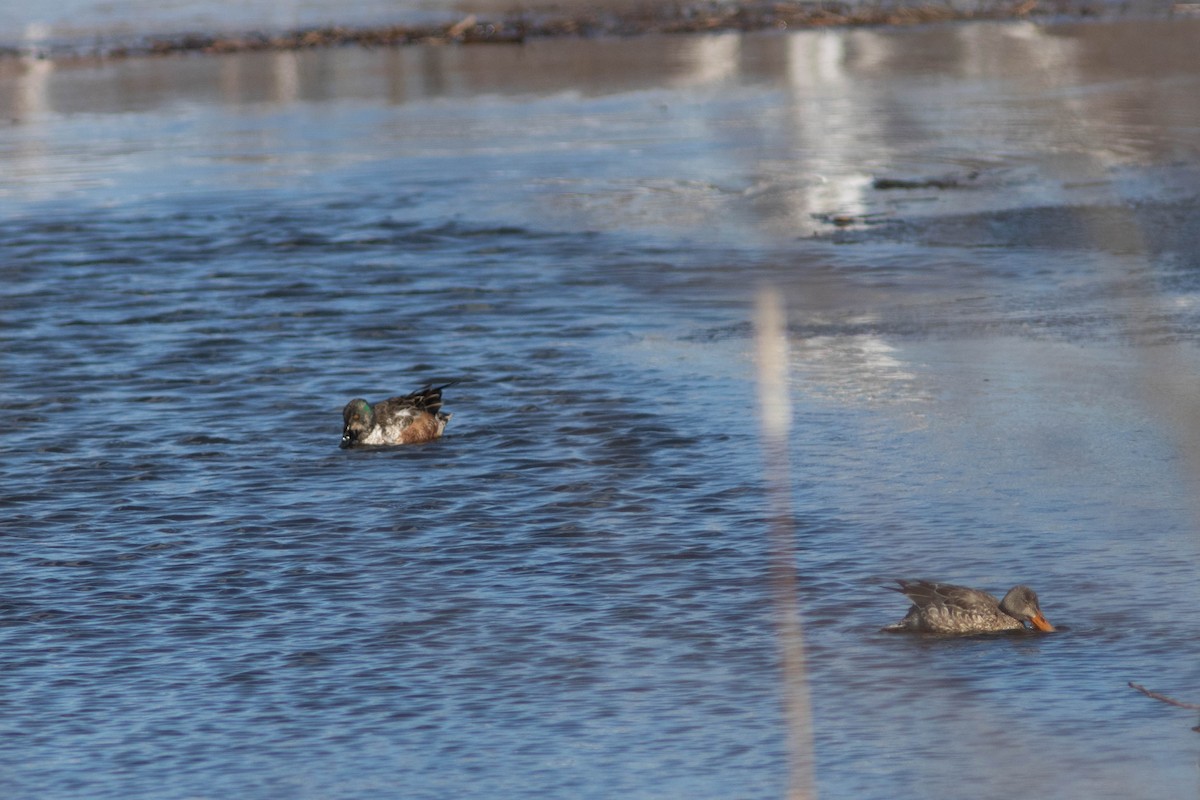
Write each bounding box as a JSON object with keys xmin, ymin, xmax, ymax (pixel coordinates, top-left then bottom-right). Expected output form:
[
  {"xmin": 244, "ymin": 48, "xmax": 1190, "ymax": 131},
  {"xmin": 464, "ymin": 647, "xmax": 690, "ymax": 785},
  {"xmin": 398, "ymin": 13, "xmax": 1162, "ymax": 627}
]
[{"xmin": 1129, "ymin": 681, "xmax": 1200, "ymax": 711}]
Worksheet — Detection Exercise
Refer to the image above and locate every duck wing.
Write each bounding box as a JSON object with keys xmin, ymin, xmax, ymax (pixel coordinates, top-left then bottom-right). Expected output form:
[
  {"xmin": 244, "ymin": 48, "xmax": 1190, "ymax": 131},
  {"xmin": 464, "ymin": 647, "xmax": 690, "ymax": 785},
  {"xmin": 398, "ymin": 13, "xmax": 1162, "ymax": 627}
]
[
  {"xmin": 891, "ymin": 580, "xmax": 1001, "ymax": 613},
  {"xmin": 378, "ymin": 382, "xmax": 455, "ymax": 418}
]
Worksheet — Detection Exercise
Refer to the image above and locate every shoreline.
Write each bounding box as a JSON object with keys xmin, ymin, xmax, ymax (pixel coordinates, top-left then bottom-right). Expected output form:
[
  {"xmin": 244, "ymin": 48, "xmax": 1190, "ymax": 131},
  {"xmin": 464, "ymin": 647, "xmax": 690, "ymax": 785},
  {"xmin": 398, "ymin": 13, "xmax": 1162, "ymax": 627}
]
[{"xmin": 0, "ymin": 0, "xmax": 1137, "ymax": 64}]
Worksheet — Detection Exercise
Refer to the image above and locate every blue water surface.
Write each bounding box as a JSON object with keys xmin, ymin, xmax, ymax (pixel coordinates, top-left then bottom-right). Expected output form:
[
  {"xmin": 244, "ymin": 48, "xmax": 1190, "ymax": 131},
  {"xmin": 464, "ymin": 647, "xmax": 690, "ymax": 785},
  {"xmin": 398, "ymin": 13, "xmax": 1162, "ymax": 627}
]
[{"xmin": 2, "ymin": 19, "xmax": 1200, "ymax": 800}]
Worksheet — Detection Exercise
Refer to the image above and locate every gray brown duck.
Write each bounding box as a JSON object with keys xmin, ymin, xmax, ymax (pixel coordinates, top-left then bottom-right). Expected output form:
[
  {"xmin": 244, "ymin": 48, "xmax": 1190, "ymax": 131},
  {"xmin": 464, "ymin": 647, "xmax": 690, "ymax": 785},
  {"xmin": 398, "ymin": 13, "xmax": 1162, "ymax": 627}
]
[{"xmin": 883, "ymin": 579, "xmax": 1055, "ymax": 634}]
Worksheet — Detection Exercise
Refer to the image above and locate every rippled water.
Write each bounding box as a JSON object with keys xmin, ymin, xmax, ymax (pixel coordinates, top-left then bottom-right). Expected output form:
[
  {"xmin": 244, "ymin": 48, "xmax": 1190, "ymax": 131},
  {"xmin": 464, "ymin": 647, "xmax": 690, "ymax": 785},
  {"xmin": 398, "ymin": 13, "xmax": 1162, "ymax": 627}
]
[{"xmin": 3, "ymin": 18, "xmax": 1200, "ymax": 800}]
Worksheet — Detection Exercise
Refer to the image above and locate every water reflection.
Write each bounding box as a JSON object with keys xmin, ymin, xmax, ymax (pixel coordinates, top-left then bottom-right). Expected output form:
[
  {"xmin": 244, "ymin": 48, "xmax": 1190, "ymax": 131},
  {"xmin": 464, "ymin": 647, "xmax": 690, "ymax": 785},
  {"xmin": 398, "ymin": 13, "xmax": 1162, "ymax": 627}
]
[
  {"xmin": 792, "ymin": 333, "xmax": 928, "ymax": 410},
  {"xmin": 0, "ymin": 19, "xmax": 1193, "ymax": 123},
  {"xmin": 775, "ymin": 30, "xmax": 890, "ymax": 230},
  {"xmin": 8, "ymin": 56, "xmax": 51, "ymax": 119},
  {"xmin": 671, "ymin": 32, "xmax": 741, "ymax": 87},
  {"xmin": 4, "ymin": 19, "xmax": 1195, "ymax": 238}
]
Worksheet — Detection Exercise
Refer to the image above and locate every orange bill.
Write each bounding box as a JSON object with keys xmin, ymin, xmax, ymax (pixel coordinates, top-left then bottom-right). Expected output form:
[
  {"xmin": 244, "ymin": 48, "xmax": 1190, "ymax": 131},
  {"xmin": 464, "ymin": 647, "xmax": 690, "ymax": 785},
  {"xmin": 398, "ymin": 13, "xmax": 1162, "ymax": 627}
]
[{"xmin": 1029, "ymin": 613, "xmax": 1055, "ymax": 632}]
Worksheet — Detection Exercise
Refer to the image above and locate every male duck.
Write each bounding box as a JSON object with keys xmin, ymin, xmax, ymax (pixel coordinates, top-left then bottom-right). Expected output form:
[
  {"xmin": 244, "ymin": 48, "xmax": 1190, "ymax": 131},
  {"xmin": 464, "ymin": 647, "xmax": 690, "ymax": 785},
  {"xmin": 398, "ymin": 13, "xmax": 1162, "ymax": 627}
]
[
  {"xmin": 340, "ymin": 383, "xmax": 453, "ymax": 448},
  {"xmin": 883, "ymin": 579, "xmax": 1055, "ymax": 634}
]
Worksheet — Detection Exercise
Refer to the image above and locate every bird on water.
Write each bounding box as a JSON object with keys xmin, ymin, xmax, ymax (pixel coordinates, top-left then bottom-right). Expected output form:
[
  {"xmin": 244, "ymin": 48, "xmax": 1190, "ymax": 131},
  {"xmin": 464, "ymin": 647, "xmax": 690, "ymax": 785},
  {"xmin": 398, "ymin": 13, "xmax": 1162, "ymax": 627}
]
[
  {"xmin": 340, "ymin": 383, "xmax": 453, "ymax": 448},
  {"xmin": 882, "ymin": 579, "xmax": 1055, "ymax": 634}
]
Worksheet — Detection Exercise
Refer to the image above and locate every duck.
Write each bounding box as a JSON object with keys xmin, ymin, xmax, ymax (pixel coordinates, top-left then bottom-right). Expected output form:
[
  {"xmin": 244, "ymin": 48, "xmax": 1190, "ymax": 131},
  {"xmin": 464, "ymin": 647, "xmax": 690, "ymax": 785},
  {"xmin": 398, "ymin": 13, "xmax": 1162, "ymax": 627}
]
[
  {"xmin": 340, "ymin": 383, "xmax": 453, "ymax": 448},
  {"xmin": 882, "ymin": 579, "xmax": 1054, "ymax": 634}
]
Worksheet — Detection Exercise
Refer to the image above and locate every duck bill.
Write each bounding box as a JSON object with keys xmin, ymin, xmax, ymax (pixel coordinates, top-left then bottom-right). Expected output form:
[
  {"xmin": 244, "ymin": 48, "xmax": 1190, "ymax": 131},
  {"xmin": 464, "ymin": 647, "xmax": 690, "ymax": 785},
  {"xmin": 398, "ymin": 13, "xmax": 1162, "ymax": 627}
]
[{"xmin": 1029, "ymin": 613, "xmax": 1055, "ymax": 632}]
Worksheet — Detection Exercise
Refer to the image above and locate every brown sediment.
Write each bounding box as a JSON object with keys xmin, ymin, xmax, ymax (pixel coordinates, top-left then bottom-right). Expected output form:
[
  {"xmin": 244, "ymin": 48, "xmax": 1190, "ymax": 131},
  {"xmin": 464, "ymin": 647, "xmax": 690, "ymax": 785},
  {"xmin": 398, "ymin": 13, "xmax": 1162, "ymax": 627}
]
[{"xmin": 5, "ymin": 0, "xmax": 1114, "ymax": 64}]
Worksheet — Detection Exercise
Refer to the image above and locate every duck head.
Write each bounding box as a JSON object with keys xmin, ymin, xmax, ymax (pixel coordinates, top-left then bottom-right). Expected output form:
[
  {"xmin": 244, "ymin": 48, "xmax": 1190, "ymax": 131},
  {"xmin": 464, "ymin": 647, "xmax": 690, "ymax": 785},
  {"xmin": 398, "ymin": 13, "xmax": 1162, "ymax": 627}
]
[
  {"xmin": 340, "ymin": 398, "xmax": 374, "ymax": 448},
  {"xmin": 999, "ymin": 585, "xmax": 1055, "ymax": 632}
]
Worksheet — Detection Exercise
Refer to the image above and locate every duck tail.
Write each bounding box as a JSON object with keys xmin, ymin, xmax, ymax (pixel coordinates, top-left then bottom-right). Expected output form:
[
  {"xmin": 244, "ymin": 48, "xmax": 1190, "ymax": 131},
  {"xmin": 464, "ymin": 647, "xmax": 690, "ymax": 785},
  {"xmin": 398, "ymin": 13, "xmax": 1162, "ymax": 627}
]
[{"xmin": 406, "ymin": 381, "xmax": 457, "ymax": 416}]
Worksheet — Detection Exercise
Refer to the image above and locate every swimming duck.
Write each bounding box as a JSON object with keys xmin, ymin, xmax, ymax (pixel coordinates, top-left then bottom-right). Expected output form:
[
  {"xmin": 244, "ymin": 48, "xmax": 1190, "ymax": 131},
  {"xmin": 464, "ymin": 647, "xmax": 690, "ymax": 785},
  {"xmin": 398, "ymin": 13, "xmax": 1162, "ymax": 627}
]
[
  {"xmin": 340, "ymin": 383, "xmax": 453, "ymax": 448},
  {"xmin": 883, "ymin": 579, "xmax": 1054, "ymax": 634}
]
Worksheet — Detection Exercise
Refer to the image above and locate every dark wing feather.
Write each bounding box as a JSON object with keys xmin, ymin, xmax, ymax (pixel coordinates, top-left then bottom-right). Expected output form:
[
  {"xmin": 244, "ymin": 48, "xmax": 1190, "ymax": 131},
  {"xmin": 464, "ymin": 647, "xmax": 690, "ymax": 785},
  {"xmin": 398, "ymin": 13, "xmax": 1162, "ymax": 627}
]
[{"xmin": 381, "ymin": 382, "xmax": 456, "ymax": 417}]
